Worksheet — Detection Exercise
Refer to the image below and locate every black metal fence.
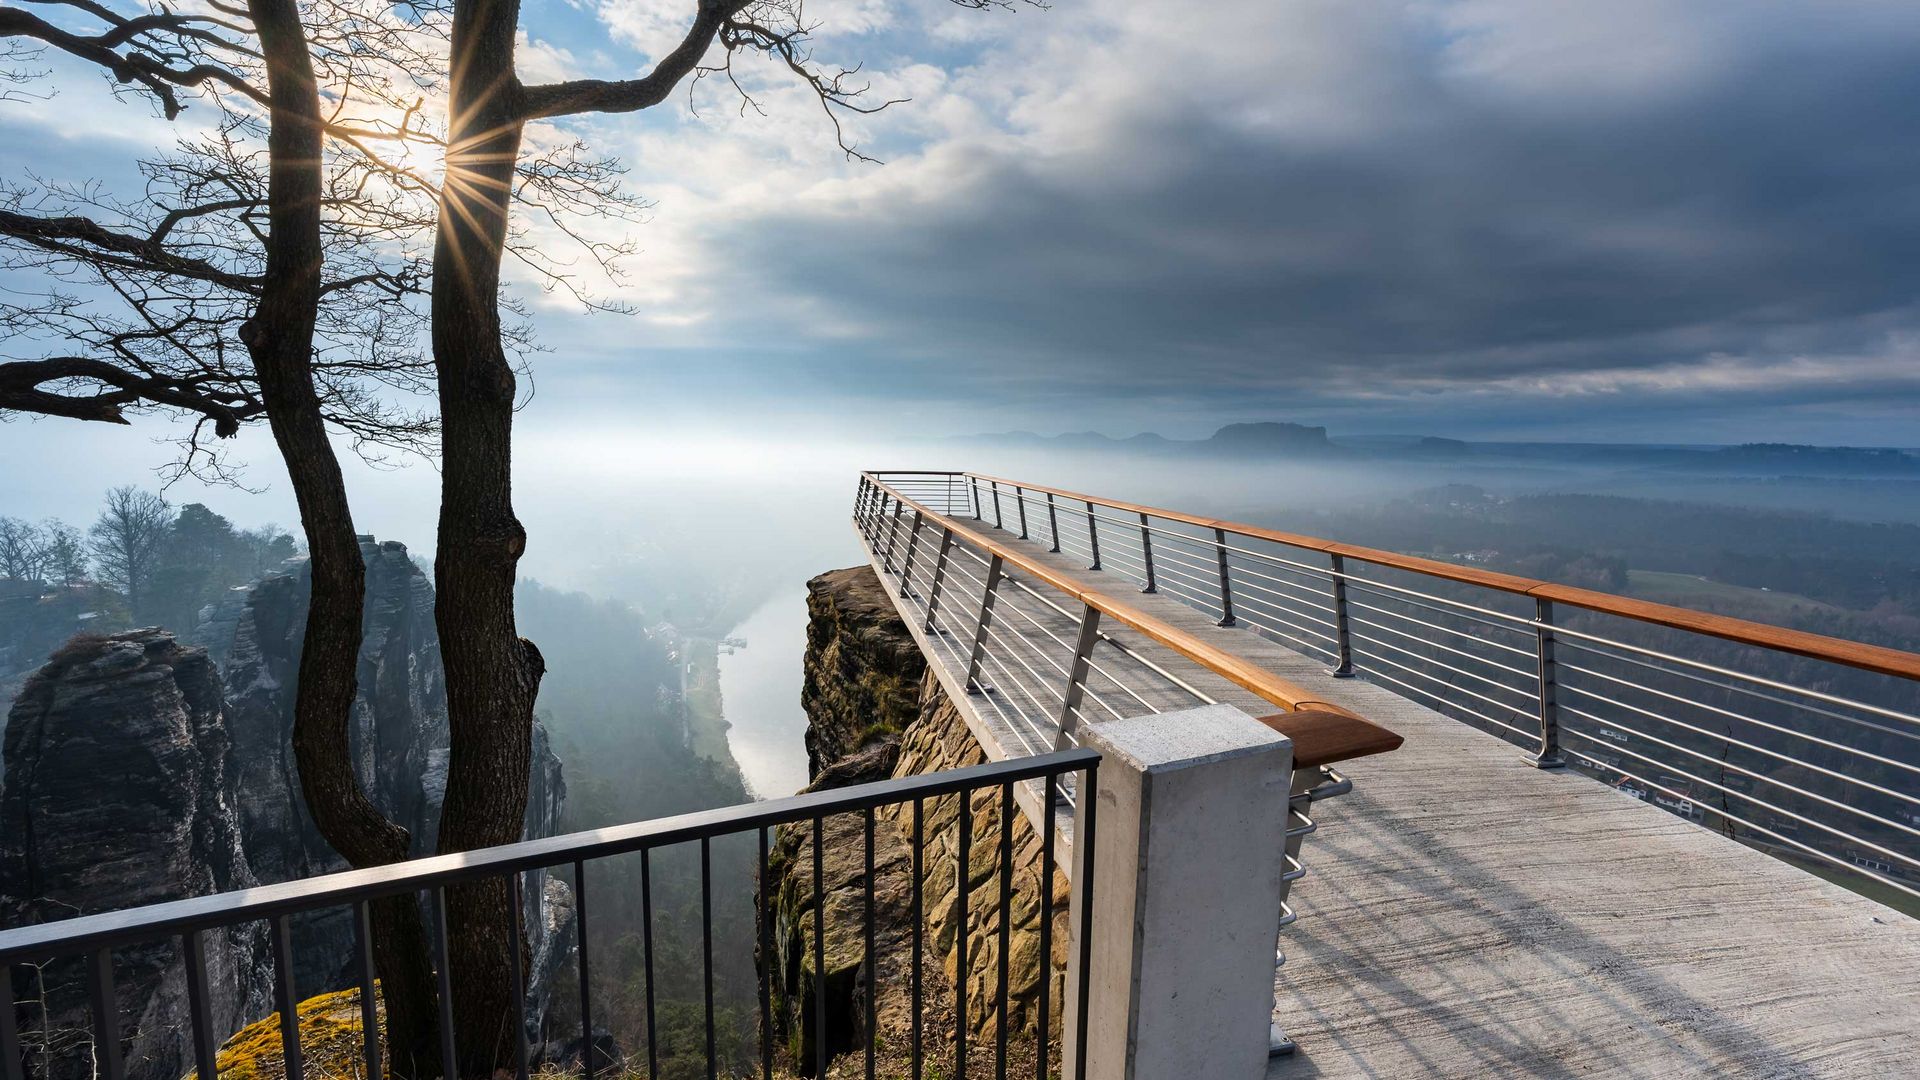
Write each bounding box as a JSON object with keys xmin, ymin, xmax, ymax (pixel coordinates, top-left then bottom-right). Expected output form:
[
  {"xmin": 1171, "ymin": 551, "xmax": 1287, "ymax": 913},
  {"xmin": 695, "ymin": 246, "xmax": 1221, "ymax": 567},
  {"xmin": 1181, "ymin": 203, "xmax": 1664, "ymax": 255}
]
[{"xmin": 0, "ymin": 750, "xmax": 1099, "ymax": 1080}]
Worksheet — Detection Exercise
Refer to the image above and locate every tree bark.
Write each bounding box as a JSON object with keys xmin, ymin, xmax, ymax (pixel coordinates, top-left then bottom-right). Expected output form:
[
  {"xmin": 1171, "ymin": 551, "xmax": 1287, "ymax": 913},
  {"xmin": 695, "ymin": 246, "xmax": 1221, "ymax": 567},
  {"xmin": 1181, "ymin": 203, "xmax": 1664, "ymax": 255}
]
[
  {"xmin": 244, "ymin": 0, "xmax": 439, "ymax": 1071},
  {"xmin": 430, "ymin": 0, "xmax": 545, "ymax": 1071}
]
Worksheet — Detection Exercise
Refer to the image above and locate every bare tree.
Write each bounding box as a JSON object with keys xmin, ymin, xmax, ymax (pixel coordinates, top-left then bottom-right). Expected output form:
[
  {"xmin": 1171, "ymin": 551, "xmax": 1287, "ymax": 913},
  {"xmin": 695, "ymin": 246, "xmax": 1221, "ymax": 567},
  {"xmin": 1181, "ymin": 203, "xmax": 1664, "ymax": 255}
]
[
  {"xmin": 0, "ymin": 516, "xmax": 47, "ymax": 584},
  {"xmin": 423, "ymin": 0, "xmax": 1020, "ymax": 1070},
  {"xmin": 86, "ymin": 486, "xmax": 169, "ymax": 617},
  {"xmin": 39, "ymin": 520, "xmax": 88, "ymax": 587},
  {"xmin": 7, "ymin": 0, "xmax": 1019, "ymax": 1068},
  {"xmin": 1, "ymin": 1, "xmax": 639, "ymax": 1070},
  {"xmin": 0, "ymin": 2, "xmax": 449, "ymax": 1065}
]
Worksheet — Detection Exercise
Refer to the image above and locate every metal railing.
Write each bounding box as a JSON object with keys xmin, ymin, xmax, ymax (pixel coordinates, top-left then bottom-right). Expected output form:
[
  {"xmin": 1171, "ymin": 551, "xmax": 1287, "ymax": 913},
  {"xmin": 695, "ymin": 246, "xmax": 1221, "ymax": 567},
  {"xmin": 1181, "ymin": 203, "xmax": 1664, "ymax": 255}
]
[
  {"xmin": 931, "ymin": 470, "xmax": 1920, "ymax": 910},
  {"xmin": 0, "ymin": 750, "xmax": 1099, "ymax": 1080},
  {"xmin": 855, "ymin": 474, "xmax": 1371, "ymax": 765},
  {"xmin": 854, "ymin": 474, "xmax": 1398, "ymax": 1056}
]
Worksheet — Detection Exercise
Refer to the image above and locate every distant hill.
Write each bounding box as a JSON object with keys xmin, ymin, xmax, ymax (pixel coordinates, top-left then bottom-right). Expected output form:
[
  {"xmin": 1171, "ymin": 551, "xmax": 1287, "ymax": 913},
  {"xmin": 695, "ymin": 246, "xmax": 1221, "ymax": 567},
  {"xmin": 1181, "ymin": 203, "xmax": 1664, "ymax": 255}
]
[
  {"xmin": 1206, "ymin": 421, "xmax": 1335, "ymax": 454},
  {"xmin": 950, "ymin": 421, "xmax": 1338, "ymax": 457},
  {"xmin": 1687, "ymin": 443, "xmax": 1920, "ymax": 475},
  {"xmin": 947, "ymin": 424, "xmax": 1918, "ymax": 476}
]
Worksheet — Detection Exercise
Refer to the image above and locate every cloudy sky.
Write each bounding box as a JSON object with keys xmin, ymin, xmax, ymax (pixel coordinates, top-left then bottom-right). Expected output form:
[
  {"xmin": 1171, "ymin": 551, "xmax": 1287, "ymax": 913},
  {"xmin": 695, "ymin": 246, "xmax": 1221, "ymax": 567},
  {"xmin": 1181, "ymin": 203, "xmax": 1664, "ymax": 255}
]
[
  {"xmin": 5, "ymin": 0, "xmax": 1920, "ymax": 525},
  {"xmin": 499, "ymin": 0, "xmax": 1920, "ymax": 445}
]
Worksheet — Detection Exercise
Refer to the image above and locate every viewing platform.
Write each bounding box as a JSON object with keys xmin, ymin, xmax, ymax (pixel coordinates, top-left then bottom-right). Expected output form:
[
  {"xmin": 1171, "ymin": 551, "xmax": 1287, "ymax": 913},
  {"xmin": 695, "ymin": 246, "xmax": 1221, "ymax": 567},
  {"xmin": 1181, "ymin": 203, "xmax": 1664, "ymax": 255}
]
[{"xmin": 853, "ymin": 470, "xmax": 1920, "ymax": 1078}]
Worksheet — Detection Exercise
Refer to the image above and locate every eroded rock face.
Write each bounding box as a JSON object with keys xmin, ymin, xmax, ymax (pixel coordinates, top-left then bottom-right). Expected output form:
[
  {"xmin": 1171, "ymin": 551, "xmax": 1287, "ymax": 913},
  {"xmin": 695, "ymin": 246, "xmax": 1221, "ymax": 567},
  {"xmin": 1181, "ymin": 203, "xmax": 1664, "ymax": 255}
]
[
  {"xmin": 766, "ymin": 567, "xmax": 1068, "ymax": 1076},
  {"xmin": 0, "ymin": 539, "xmax": 571, "ymax": 1080},
  {"xmin": 0, "ymin": 630, "xmax": 270, "ymax": 1080},
  {"xmin": 800, "ymin": 569, "xmax": 926, "ymax": 780},
  {"xmin": 212, "ymin": 538, "xmax": 571, "ymax": 1013}
]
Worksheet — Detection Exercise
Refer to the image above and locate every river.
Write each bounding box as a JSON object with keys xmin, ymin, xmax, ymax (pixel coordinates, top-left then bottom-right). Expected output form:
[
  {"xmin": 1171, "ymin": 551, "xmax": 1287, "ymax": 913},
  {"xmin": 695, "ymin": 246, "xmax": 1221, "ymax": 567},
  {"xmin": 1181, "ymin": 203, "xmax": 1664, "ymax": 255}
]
[{"xmin": 715, "ymin": 585, "xmax": 814, "ymax": 798}]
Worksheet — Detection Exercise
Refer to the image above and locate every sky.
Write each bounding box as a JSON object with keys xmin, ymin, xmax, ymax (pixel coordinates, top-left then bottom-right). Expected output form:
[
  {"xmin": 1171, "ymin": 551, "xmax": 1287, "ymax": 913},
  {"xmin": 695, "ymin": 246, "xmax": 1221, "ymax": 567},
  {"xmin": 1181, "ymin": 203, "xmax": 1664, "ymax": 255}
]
[{"xmin": 5, "ymin": 0, "xmax": 1920, "ymax": 537}]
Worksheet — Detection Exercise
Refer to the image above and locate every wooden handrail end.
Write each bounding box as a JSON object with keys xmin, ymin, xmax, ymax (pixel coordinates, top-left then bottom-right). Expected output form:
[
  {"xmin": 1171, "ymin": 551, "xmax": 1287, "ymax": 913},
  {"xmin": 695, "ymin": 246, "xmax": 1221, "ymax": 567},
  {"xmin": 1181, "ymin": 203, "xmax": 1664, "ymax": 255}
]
[{"xmin": 1256, "ymin": 708, "xmax": 1404, "ymax": 769}]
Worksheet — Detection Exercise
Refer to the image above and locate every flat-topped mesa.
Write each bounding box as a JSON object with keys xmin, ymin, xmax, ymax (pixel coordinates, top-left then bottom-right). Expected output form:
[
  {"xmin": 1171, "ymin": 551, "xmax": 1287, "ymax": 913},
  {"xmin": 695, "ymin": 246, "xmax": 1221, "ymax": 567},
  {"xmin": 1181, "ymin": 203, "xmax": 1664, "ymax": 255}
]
[{"xmin": 851, "ymin": 469, "xmax": 1920, "ymax": 1077}]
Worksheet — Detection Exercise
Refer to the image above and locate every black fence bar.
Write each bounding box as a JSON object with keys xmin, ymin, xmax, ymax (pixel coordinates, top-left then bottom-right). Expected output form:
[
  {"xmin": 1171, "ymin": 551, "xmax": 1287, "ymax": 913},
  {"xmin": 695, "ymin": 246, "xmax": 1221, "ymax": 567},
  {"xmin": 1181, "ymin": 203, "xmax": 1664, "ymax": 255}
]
[
  {"xmin": 702, "ymin": 837, "xmax": 717, "ymax": 1080},
  {"xmin": 1073, "ymin": 759, "xmax": 1100, "ymax": 1080},
  {"xmin": 181, "ymin": 931, "xmax": 219, "ymax": 1080},
  {"xmin": 268, "ymin": 917, "xmax": 300, "ymax": 1080},
  {"xmin": 0, "ymin": 751, "xmax": 1099, "ymax": 1080},
  {"xmin": 351, "ymin": 902, "xmax": 380, "ymax": 1080},
  {"xmin": 1037, "ymin": 781, "xmax": 1057, "ymax": 1080},
  {"xmin": 433, "ymin": 888, "xmax": 457, "ymax": 1080},
  {"xmin": 509, "ymin": 875, "xmax": 530, "ymax": 1080},
  {"xmin": 576, "ymin": 860, "xmax": 594, "ymax": 1080},
  {"xmin": 641, "ymin": 848, "xmax": 659, "ymax": 1080},
  {"xmin": 957, "ymin": 792, "xmax": 972, "ymax": 1080},
  {"xmin": 865, "ymin": 807, "xmax": 878, "ymax": 1080},
  {"xmin": 912, "ymin": 796, "xmax": 926, "ymax": 1080},
  {"xmin": 0, "ymin": 964, "xmax": 20, "ymax": 1080},
  {"xmin": 86, "ymin": 949, "xmax": 125, "ymax": 1080},
  {"xmin": 813, "ymin": 814, "xmax": 827, "ymax": 1079},
  {"xmin": 995, "ymin": 782, "xmax": 1015, "ymax": 1080},
  {"xmin": 758, "ymin": 828, "xmax": 773, "ymax": 1080},
  {"xmin": 0, "ymin": 753, "xmax": 1095, "ymax": 966}
]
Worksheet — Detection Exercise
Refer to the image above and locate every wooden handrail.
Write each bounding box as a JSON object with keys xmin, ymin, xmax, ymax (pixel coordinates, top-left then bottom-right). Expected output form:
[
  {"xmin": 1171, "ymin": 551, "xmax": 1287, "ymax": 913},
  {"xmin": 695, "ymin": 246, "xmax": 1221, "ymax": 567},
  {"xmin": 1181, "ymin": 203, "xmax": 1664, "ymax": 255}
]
[
  {"xmin": 1256, "ymin": 710, "xmax": 1405, "ymax": 768},
  {"xmin": 961, "ymin": 471, "xmax": 1920, "ymax": 683},
  {"xmin": 862, "ymin": 474, "xmax": 1405, "ymax": 768}
]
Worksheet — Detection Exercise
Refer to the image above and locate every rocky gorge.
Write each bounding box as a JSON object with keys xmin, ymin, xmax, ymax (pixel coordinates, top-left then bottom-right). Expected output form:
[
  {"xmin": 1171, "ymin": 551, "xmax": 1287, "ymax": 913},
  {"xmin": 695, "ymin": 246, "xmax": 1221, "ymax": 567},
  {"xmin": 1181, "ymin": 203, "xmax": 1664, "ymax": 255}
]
[{"xmin": 0, "ymin": 538, "xmax": 568, "ymax": 1080}]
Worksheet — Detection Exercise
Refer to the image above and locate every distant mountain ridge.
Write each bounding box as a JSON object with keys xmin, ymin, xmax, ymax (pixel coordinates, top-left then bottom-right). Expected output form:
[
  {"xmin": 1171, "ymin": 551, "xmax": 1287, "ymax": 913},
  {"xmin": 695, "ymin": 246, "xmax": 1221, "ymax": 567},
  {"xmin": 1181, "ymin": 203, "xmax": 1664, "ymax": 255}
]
[{"xmin": 945, "ymin": 424, "xmax": 1919, "ymax": 475}]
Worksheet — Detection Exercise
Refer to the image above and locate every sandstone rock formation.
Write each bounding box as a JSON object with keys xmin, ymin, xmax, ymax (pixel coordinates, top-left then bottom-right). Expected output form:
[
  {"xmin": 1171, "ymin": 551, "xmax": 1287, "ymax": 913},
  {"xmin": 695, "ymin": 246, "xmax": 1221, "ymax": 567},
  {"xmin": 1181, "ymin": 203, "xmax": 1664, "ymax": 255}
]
[
  {"xmin": 0, "ymin": 630, "xmax": 270, "ymax": 1080},
  {"xmin": 765, "ymin": 567, "xmax": 1069, "ymax": 1076},
  {"xmin": 207, "ymin": 539, "xmax": 569, "ymax": 999},
  {"xmin": 799, "ymin": 568, "xmax": 925, "ymax": 781},
  {"xmin": 1, "ymin": 538, "xmax": 571, "ymax": 1080}
]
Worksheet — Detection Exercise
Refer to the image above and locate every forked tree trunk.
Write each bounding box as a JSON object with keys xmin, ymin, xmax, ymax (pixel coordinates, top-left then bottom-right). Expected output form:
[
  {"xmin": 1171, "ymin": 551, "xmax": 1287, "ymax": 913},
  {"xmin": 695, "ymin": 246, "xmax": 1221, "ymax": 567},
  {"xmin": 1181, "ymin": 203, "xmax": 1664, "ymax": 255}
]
[
  {"xmin": 430, "ymin": 0, "xmax": 546, "ymax": 1071},
  {"xmin": 245, "ymin": 0, "xmax": 439, "ymax": 1070}
]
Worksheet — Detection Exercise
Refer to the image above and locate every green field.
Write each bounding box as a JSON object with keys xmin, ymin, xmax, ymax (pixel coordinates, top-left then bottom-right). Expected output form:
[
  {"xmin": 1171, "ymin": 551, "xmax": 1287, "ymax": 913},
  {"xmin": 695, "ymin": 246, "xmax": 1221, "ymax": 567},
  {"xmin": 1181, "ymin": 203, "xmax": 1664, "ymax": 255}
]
[{"xmin": 1625, "ymin": 569, "xmax": 1842, "ymax": 620}]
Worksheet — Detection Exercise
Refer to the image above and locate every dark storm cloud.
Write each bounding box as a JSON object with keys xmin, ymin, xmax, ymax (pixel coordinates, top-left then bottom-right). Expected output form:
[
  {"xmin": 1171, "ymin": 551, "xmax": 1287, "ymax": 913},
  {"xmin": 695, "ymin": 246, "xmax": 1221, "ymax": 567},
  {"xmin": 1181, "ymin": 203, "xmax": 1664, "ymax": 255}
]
[{"xmin": 684, "ymin": 1, "xmax": 1920, "ymax": 420}]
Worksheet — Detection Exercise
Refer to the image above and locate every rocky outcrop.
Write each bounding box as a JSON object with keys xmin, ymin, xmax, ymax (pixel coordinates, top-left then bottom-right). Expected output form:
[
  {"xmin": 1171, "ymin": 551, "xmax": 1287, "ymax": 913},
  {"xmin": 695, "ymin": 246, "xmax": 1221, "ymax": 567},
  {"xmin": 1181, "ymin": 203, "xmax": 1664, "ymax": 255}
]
[
  {"xmin": 0, "ymin": 630, "xmax": 269, "ymax": 1080},
  {"xmin": 766, "ymin": 567, "xmax": 1068, "ymax": 1076},
  {"xmin": 878, "ymin": 682, "xmax": 1069, "ymax": 1041},
  {"xmin": 211, "ymin": 538, "xmax": 570, "ymax": 1013},
  {"xmin": 800, "ymin": 569, "xmax": 925, "ymax": 780},
  {"xmin": 0, "ymin": 538, "xmax": 571, "ymax": 1080}
]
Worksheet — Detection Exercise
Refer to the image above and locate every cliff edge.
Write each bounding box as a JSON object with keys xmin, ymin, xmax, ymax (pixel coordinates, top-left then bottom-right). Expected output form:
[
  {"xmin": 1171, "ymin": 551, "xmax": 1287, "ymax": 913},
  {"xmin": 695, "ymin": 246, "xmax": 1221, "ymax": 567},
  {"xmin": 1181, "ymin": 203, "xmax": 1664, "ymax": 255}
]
[{"xmin": 763, "ymin": 566, "xmax": 1068, "ymax": 1077}]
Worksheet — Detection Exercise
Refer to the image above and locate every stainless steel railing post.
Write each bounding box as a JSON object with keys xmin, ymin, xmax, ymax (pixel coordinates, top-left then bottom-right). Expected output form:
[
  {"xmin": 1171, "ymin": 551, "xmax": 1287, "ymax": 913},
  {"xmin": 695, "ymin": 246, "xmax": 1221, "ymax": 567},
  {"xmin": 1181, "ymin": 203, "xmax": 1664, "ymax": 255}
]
[
  {"xmin": 900, "ymin": 510, "xmax": 925, "ymax": 591},
  {"xmin": 1532, "ymin": 597, "xmax": 1566, "ymax": 768},
  {"xmin": 1139, "ymin": 512, "xmax": 1156, "ymax": 593},
  {"xmin": 924, "ymin": 528, "xmax": 955, "ymax": 632},
  {"xmin": 1214, "ymin": 527, "xmax": 1236, "ymax": 627},
  {"xmin": 965, "ymin": 553, "xmax": 1005, "ymax": 692},
  {"xmin": 1017, "ymin": 486, "xmax": 1029, "ymax": 539},
  {"xmin": 1055, "ymin": 603, "xmax": 1103, "ymax": 753},
  {"xmin": 1047, "ymin": 493, "xmax": 1062, "ymax": 553},
  {"xmin": 991, "ymin": 480, "xmax": 1004, "ymax": 530},
  {"xmin": 1086, "ymin": 503, "xmax": 1102, "ymax": 570},
  {"xmin": 971, "ymin": 476, "xmax": 983, "ymax": 520},
  {"xmin": 882, "ymin": 497, "xmax": 905, "ymax": 571},
  {"xmin": 864, "ymin": 490, "xmax": 886, "ymax": 546},
  {"xmin": 1328, "ymin": 552, "xmax": 1355, "ymax": 677}
]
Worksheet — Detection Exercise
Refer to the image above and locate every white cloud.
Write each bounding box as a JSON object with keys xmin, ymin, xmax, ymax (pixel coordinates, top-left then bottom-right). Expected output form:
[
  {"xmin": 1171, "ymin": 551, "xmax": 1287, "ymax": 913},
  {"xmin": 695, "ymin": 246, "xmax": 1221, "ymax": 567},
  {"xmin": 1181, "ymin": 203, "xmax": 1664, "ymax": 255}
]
[{"xmin": 503, "ymin": 0, "xmax": 1920, "ymax": 424}]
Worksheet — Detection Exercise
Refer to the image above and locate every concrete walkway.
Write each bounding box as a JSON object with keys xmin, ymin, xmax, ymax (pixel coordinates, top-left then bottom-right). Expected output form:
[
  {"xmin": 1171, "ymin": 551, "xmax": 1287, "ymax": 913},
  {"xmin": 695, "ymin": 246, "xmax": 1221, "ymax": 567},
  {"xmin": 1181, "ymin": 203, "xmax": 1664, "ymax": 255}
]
[{"xmin": 869, "ymin": 511, "xmax": 1920, "ymax": 1079}]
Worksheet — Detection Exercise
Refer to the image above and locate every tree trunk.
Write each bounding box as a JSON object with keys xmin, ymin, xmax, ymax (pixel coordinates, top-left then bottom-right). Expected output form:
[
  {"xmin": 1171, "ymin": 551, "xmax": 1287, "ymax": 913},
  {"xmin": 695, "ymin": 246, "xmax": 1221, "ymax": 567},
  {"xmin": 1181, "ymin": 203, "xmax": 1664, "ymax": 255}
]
[
  {"xmin": 244, "ymin": 0, "xmax": 439, "ymax": 1071},
  {"xmin": 430, "ymin": 0, "xmax": 545, "ymax": 1072}
]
